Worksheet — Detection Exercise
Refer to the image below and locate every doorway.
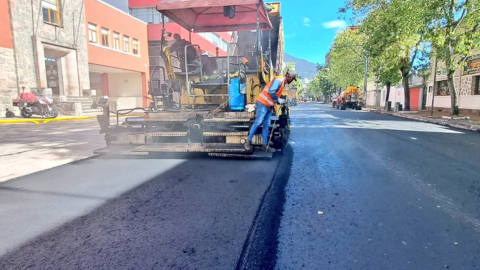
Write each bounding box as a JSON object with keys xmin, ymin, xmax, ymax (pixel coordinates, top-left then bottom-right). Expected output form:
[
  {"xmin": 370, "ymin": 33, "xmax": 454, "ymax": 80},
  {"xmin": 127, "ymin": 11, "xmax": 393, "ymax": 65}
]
[{"xmin": 45, "ymin": 56, "xmax": 60, "ymax": 95}]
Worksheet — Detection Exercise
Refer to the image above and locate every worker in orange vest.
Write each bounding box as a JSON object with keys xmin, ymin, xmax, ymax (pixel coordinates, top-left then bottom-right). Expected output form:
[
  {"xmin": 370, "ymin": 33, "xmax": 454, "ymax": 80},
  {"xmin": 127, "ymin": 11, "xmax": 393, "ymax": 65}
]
[{"xmin": 244, "ymin": 70, "xmax": 297, "ymax": 152}]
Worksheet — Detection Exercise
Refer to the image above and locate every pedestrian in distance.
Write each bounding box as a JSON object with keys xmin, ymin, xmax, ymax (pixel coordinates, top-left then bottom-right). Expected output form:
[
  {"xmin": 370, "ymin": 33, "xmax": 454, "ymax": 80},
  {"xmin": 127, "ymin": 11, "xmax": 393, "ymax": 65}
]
[{"xmin": 244, "ymin": 70, "xmax": 297, "ymax": 152}]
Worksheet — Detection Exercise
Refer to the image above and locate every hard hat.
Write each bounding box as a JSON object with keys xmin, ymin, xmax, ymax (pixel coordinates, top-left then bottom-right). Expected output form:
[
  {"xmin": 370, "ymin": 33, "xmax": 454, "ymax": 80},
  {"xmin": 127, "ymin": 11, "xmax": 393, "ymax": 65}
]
[{"xmin": 286, "ymin": 70, "xmax": 298, "ymax": 81}]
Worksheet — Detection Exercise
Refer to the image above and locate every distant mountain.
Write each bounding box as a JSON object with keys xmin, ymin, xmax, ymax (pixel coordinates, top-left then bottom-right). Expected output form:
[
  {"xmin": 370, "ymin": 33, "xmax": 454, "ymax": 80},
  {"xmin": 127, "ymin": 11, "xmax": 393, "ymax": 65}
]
[{"xmin": 284, "ymin": 53, "xmax": 318, "ymax": 81}]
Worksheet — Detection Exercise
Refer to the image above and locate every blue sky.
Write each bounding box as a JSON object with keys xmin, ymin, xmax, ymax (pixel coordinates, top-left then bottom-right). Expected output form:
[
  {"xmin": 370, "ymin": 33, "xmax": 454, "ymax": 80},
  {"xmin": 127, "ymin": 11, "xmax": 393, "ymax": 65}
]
[{"xmin": 279, "ymin": 0, "xmax": 349, "ymax": 65}]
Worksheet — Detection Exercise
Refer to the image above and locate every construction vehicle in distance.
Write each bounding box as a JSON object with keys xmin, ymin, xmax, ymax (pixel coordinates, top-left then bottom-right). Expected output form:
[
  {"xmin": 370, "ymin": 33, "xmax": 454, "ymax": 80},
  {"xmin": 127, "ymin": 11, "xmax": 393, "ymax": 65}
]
[
  {"xmin": 288, "ymin": 88, "xmax": 298, "ymax": 106},
  {"xmin": 333, "ymin": 86, "xmax": 362, "ymax": 110},
  {"xmin": 95, "ymin": 0, "xmax": 288, "ymax": 159}
]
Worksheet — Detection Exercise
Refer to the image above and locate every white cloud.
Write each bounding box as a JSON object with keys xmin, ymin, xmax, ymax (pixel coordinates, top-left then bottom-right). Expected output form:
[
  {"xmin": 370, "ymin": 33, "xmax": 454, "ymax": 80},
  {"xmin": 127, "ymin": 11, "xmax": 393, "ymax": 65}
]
[
  {"xmin": 284, "ymin": 33, "xmax": 297, "ymax": 39},
  {"xmin": 303, "ymin": 17, "xmax": 311, "ymax": 27},
  {"xmin": 322, "ymin": 20, "xmax": 347, "ymax": 29}
]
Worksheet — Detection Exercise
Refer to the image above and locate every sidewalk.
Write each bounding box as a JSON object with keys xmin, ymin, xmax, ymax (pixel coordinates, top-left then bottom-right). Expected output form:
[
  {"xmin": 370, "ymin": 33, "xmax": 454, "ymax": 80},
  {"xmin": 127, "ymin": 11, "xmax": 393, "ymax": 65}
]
[
  {"xmin": 0, "ymin": 119, "xmax": 105, "ymax": 182},
  {"xmin": 365, "ymin": 107, "xmax": 480, "ymax": 132}
]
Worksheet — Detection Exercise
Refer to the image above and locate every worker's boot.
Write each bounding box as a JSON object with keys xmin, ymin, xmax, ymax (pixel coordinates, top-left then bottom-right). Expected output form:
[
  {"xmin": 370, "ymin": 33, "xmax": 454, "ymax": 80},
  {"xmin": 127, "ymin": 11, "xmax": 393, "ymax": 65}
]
[
  {"xmin": 244, "ymin": 140, "xmax": 252, "ymax": 151},
  {"xmin": 261, "ymin": 144, "xmax": 276, "ymax": 153}
]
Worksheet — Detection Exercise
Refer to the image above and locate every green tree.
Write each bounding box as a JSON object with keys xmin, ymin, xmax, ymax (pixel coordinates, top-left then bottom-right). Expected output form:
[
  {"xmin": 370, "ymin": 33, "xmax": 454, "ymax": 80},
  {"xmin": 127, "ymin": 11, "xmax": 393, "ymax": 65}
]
[
  {"xmin": 308, "ymin": 65, "xmax": 340, "ymax": 100},
  {"xmin": 424, "ymin": 0, "xmax": 480, "ymax": 115},
  {"xmin": 369, "ymin": 54, "xmax": 402, "ymax": 109},
  {"xmin": 283, "ymin": 62, "xmax": 303, "ymax": 92},
  {"xmin": 347, "ymin": 0, "xmax": 427, "ymax": 111},
  {"xmin": 328, "ymin": 28, "xmax": 366, "ymax": 89}
]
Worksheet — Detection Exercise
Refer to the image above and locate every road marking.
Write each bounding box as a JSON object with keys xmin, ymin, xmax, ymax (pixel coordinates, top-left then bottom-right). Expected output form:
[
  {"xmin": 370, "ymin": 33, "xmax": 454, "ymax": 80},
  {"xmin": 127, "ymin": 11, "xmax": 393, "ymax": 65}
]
[
  {"xmin": 411, "ymin": 137, "xmax": 418, "ymax": 140},
  {"xmin": 0, "ymin": 113, "xmax": 144, "ymax": 125},
  {"xmin": 0, "ymin": 116, "xmax": 96, "ymax": 124}
]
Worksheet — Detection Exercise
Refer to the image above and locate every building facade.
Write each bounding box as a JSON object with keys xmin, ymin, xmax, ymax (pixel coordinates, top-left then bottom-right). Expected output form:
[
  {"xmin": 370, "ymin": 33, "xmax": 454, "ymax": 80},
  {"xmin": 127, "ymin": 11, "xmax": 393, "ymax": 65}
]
[
  {"xmin": 0, "ymin": 0, "xmax": 16, "ymax": 113},
  {"xmin": 374, "ymin": 76, "xmax": 427, "ymax": 111},
  {"xmin": 85, "ymin": 0, "xmax": 150, "ymax": 109},
  {"xmin": 375, "ymin": 55, "xmax": 480, "ymax": 112},
  {"xmin": 1, "ymin": 0, "xmax": 90, "ymax": 114},
  {"xmin": 128, "ymin": 0, "xmax": 230, "ymax": 56},
  {"xmin": 0, "ymin": 0, "xmax": 152, "ymax": 115},
  {"xmin": 426, "ymin": 55, "xmax": 480, "ymax": 113},
  {"xmin": 12, "ymin": 0, "xmax": 89, "ymax": 96}
]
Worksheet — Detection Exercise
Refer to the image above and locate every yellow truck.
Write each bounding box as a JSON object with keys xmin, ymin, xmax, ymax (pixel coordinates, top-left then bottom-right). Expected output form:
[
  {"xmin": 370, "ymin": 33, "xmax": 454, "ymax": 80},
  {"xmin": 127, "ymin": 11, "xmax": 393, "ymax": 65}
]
[{"xmin": 334, "ymin": 86, "xmax": 362, "ymax": 110}]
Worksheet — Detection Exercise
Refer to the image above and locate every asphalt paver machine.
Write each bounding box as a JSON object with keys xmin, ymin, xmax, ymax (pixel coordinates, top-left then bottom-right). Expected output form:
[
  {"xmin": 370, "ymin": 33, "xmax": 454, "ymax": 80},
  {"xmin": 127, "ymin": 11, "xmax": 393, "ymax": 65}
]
[{"xmin": 95, "ymin": 0, "xmax": 289, "ymax": 159}]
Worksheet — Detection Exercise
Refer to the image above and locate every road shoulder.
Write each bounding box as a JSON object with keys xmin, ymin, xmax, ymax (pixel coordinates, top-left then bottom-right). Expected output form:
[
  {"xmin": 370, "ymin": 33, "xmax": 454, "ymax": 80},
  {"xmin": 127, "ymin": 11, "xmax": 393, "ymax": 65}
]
[{"xmin": 368, "ymin": 109, "xmax": 480, "ymax": 132}]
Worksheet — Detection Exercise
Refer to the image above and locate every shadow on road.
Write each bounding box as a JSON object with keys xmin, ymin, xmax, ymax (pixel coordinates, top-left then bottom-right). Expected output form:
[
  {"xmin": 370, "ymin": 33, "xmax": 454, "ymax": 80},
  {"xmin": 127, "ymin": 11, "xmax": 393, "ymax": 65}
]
[{"xmin": 0, "ymin": 149, "xmax": 293, "ymax": 270}]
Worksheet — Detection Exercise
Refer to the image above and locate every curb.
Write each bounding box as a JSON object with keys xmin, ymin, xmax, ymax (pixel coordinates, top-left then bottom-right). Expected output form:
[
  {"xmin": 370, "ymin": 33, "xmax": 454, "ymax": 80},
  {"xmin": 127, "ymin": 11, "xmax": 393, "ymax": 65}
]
[
  {"xmin": 0, "ymin": 116, "xmax": 98, "ymax": 125},
  {"xmin": 371, "ymin": 110, "xmax": 480, "ymax": 132},
  {"xmin": 0, "ymin": 113, "xmax": 145, "ymax": 125}
]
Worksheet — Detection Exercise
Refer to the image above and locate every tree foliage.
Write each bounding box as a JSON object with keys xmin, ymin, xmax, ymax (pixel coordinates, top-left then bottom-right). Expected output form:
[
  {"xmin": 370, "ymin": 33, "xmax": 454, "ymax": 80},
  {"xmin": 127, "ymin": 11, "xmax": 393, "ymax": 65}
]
[
  {"xmin": 423, "ymin": 0, "xmax": 480, "ymax": 115},
  {"xmin": 283, "ymin": 62, "xmax": 304, "ymax": 93},
  {"xmin": 327, "ymin": 28, "xmax": 367, "ymax": 89},
  {"xmin": 347, "ymin": 0, "xmax": 428, "ymax": 111},
  {"xmin": 343, "ymin": 0, "xmax": 480, "ymax": 115},
  {"xmin": 307, "ymin": 65, "xmax": 339, "ymax": 99}
]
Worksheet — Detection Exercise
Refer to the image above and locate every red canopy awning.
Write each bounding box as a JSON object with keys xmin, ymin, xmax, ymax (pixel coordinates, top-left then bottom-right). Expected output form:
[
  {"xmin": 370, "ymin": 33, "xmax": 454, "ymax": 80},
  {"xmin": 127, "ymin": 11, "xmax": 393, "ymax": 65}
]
[{"xmin": 156, "ymin": 0, "xmax": 272, "ymax": 33}]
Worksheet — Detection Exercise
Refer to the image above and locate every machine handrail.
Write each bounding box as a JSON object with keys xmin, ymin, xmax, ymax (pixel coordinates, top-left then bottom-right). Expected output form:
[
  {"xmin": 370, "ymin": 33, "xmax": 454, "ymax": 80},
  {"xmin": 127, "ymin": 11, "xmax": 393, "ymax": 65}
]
[{"xmin": 185, "ymin": 44, "xmax": 203, "ymax": 105}]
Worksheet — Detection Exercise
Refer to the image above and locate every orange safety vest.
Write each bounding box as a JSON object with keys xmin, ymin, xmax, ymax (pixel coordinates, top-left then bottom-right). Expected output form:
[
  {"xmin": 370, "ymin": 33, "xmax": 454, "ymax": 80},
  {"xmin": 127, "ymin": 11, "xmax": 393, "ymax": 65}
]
[{"xmin": 257, "ymin": 76, "xmax": 285, "ymax": 107}]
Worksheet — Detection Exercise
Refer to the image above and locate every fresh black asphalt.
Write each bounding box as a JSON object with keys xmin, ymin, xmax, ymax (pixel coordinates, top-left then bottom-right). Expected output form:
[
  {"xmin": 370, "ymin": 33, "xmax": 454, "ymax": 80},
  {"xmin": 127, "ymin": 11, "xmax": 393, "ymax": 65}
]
[
  {"xmin": 2, "ymin": 103, "xmax": 479, "ymax": 270},
  {"xmin": 276, "ymin": 103, "xmax": 480, "ymax": 270}
]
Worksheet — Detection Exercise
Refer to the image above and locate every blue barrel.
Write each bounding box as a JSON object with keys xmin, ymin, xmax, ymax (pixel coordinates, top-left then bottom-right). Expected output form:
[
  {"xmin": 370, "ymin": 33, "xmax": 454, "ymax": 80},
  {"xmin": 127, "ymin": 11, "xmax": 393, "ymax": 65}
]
[{"xmin": 228, "ymin": 78, "xmax": 245, "ymax": 111}]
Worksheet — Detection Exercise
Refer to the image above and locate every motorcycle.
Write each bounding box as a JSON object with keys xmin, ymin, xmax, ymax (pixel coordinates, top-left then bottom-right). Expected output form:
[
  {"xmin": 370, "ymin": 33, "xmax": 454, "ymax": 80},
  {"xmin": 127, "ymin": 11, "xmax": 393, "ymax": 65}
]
[{"xmin": 12, "ymin": 92, "xmax": 59, "ymax": 118}]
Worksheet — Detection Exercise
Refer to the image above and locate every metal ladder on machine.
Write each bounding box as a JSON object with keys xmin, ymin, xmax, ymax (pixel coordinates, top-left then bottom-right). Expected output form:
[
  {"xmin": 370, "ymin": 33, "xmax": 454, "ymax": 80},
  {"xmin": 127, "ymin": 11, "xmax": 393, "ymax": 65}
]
[{"xmin": 184, "ymin": 44, "xmax": 203, "ymax": 105}]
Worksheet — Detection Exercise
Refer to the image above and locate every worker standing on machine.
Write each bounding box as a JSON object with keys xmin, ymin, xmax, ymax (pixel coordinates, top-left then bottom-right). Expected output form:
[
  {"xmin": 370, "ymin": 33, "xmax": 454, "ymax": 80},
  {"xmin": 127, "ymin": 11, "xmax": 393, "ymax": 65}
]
[{"xmin": 244, "ymin": 70, "xmax": 297, "ymax": 152}]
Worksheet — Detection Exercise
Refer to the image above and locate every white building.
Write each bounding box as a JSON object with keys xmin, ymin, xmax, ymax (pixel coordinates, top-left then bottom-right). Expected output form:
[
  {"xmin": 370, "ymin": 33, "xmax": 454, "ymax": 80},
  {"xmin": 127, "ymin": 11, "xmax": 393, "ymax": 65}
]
[{"xmin": 426, "ymin": 55, "xmax": 480, "ymax": 113}]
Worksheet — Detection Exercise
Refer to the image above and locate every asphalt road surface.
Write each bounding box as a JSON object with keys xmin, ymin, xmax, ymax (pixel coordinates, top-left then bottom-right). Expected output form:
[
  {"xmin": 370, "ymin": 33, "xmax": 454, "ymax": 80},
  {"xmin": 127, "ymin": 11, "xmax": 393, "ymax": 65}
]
[
  {"xmin": 0, "ymin": 150, "xmax": 290, "ymax": 269},
  {"xmin": 276, "ymin": 103, "xmax": 480, "ymax": 270},
  {"xmin": 2, "ymin": 103, "xmax": 480, "ymax": 270}
]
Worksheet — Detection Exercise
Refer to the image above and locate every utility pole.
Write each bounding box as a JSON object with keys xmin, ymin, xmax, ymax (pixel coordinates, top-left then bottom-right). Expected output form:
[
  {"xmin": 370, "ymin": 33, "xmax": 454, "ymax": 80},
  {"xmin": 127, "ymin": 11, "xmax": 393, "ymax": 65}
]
[
  {"xmin": 430, "ymin": 58, "xmax": 438, "ymax": 116},
  {"xmin": 364, "ymin": 56, "xmax": 368, "ymax": 107}
]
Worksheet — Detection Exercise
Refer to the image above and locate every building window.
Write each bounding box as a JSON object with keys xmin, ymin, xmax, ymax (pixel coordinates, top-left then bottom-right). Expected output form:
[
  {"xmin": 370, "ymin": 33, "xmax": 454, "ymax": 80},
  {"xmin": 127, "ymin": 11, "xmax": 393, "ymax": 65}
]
[
  {"xmin": 101, "ymin": 28, "xmax": 110, "ymax": 47},
  {"xmin": 113, "ymin": 32, "xmax": 120, "ymax": 50},
  {"xmin": 129, "ymin": 7, "xmax": 169, "ymax": 24},
  {"xmin": 219, "ymin": 40, "xmax": 228, "ymax": 51},
  {"xmin": 132, "ymin": 39, "xmax": 139, "ymax": 55},
  {"xmin": 474, "ymin": 76, "xmax": 480, "ymax": 95},
  {"xmin": 88, "ymin": 23, "xmax": 97, "ymax": 43},
  {"xmin": 436, "ymin": 80, "xmax": 449, "ymax": 96},
  {"xmin": 42, "ymin": 0, "xmax": 61, "ymax": 26},
  {"xmin": 123, "ymin": 36, "xmax": 130, "ymax": 53},
  {"xmin": 207, "ymin": 33, "xmax": 220, "ymax": 46}
]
